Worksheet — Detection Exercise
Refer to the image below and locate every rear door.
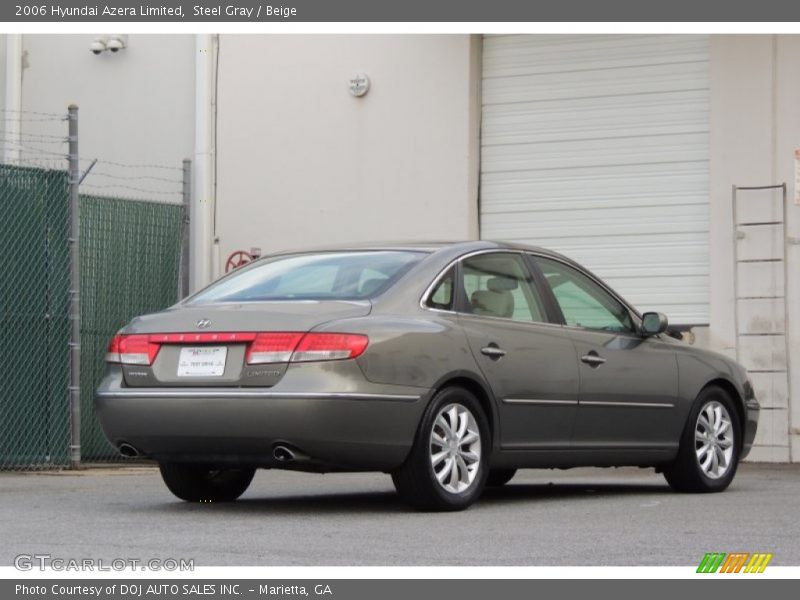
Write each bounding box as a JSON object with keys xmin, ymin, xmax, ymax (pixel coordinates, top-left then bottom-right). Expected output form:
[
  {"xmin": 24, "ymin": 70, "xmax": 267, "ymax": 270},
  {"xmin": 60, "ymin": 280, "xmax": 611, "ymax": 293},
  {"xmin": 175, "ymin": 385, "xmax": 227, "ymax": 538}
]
[
  {"xmin": 531, "ymin": 255, "xmax": 679, "ymax": 450},
  {"xmin": 456, "ymin": 252, "xmax": 579, "ymax": 450}
]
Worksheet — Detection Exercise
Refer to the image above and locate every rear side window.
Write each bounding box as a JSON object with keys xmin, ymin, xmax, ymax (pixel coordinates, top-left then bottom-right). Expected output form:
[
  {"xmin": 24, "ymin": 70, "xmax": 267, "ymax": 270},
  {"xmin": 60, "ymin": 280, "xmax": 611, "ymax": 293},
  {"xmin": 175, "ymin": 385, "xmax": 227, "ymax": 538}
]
[
  {"xmin": 461, "ymin": 253, "xmax": 546, "ymax": 323},
  {"xmin": 188, "ymin": 251, "xmax": 425, "ymax": 303},
  {"xmin": 426, "ymin": 267, "xmax": 454, "ymax": 310}
]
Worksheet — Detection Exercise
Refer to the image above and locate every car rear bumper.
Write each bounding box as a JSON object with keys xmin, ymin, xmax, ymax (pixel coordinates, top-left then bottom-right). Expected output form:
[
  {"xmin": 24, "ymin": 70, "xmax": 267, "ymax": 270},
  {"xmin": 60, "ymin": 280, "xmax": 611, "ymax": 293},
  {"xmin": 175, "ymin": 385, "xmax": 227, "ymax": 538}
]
[{"xmin": 94, "ymin": 366, "xmax": 429, "ymax": 471}]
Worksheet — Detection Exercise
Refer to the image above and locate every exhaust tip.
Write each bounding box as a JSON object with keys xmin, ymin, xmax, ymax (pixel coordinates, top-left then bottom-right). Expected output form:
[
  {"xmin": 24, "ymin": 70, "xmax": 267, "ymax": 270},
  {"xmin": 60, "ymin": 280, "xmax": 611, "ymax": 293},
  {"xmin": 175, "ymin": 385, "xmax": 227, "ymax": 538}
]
[
  {"xmin": 118, "ymin": 443, "xmax": 140, "ymax": 458},
  {"xmin": 272, "ymin": 445, "xmax": 296, "ymax": 462}
]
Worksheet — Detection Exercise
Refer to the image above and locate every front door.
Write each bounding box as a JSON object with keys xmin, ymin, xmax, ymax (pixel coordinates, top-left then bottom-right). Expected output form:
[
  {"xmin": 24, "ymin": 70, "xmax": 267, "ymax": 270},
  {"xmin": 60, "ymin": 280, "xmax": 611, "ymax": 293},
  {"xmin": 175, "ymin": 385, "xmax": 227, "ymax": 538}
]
[{"xmin": 532, "ymin": 256, "xmax": 680, "ymax": 451}]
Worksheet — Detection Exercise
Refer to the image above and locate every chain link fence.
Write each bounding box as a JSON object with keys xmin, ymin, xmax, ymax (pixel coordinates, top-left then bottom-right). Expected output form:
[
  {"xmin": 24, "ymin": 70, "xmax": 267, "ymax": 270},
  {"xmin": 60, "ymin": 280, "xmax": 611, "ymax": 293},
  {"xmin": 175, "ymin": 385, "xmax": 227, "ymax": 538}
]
[
  {"xmin": 0, "ymin": 108, "xmax": 187, "ymax": 469},
  {"xmin": 0, "ymin": 164, "xmax": 71, "ymax": 468},
  {"xmin": 80, "ymin": 194, "xmax": 184, "ymax": 461}
]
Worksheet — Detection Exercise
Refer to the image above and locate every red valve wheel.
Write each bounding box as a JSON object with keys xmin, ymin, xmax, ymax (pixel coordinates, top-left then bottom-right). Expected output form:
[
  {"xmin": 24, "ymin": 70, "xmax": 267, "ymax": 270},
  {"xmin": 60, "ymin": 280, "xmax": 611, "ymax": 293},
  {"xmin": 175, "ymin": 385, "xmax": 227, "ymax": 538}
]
[{"xmin": 225, "ymin": 250, "xmax": 254, "ymax": 273}]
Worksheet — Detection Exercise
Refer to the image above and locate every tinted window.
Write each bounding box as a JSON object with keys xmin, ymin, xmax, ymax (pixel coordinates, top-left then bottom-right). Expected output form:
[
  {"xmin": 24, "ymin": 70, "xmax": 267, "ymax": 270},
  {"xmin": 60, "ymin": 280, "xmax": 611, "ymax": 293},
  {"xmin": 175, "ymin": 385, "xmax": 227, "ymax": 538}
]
[
  {"xmin": 461, "ymin": 253, "xmax": 546, "ymax": 322},
  {"xmin": 188, "ymin": 251, "xmax": 425, "ymax": 303},
  {"xmin": 534, "ymin": 257, "xmax": 634, "ymax": 332},
  {"xmin": 426, "ymin": 267, "xmax": 454, "ymax": 310},
  {"xmin": 273, "ymin": 265, "xmax": 338, "ymax": 295},
  {"xmin": 357, "ymin": 267, "xmax": 391, "ymax": 296}
]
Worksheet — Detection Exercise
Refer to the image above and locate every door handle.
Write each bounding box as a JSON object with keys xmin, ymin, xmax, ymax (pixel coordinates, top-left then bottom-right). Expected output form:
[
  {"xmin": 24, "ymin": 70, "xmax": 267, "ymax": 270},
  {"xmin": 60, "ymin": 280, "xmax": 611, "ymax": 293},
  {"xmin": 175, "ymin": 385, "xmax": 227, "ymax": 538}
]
[
  {"xmin": 481, "ymin": 345, "xmax": 507, "ymax": 359},
  {"xmin": 580, "ymin": 352, "xmax": 606, "ymax": 367}
]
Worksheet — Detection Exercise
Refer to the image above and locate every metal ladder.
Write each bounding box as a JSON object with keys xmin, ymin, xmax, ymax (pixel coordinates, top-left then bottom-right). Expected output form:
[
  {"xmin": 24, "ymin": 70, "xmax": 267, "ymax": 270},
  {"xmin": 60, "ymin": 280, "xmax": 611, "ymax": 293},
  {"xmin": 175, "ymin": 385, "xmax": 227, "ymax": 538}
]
[{"xmin": 731, "ymin": 183, "xmax": 790, "ymax": 458}]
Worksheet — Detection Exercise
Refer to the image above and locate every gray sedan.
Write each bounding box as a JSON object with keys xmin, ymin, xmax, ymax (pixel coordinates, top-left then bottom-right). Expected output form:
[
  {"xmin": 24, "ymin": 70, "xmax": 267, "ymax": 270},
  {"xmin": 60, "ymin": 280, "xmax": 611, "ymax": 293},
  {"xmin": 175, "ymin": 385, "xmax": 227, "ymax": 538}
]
[{"xmin": 95, "ymin": 241, "xmax": 759, "ymax": 511}]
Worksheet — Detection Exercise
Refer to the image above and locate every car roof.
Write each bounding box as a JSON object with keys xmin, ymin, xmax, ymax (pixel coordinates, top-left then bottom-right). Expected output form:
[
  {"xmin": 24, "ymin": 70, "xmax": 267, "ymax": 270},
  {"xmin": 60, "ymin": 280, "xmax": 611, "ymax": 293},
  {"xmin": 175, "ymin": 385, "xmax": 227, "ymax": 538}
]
[{"xmin": 272, "ymin": 240, "xmax": 574, "ymax": 262}]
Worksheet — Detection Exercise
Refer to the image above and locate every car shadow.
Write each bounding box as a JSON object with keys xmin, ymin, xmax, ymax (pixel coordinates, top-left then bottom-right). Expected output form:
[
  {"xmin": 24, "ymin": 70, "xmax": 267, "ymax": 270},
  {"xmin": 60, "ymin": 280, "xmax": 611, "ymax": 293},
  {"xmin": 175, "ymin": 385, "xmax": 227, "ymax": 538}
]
[
  {"xmin": 480, "ymin": 481, "xmax": 669, "ymax": 505},
  {"xmin": 145, "ymin": 490, "xmax": 404, "ymax": 515},
  {"xmin": 144, "ymin": 481, "xmax": 671, "ymax": 515}
]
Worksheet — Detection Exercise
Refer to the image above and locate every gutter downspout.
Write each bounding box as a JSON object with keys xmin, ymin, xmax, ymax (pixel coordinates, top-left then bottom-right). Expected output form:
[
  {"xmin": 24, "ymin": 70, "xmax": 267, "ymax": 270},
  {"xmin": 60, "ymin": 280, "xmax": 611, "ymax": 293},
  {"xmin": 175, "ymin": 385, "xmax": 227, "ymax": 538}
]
[
  {"xmin": 3, "ymin": 34, "xmax": 23, "ymax": 164},
  {"xmin": 192, "ymin": 34, "xmax": 216, "ymax": 292}
]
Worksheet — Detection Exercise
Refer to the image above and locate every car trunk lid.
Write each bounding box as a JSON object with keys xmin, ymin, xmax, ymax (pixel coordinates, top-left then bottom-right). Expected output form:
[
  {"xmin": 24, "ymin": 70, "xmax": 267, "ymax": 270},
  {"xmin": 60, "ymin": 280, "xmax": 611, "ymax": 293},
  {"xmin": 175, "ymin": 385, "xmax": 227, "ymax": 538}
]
[{"xmin": 117, "ymin": 300, "xmax": 371, "ymax": 387}]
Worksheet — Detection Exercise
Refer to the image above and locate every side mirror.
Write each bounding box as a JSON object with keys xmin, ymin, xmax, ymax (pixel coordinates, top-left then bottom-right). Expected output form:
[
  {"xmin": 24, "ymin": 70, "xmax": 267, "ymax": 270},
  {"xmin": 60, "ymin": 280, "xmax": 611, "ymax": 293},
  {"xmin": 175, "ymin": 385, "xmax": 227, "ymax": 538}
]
[{"xmin": 641, "ymin": 312, "xmax": 668, "ymax": 336}]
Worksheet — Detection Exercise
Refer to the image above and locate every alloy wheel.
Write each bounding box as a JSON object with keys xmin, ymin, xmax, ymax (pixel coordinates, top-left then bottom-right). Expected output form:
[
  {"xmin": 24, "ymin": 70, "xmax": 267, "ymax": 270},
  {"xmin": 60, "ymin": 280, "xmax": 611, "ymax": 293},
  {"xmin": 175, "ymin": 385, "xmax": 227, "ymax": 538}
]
[
  {"xmin": 429, "ymin": 403, "xmax": 482, "ymax": 494},
  {"xmin": 694, "ymin": 400, "xmax": 735, "ymax": 480}
]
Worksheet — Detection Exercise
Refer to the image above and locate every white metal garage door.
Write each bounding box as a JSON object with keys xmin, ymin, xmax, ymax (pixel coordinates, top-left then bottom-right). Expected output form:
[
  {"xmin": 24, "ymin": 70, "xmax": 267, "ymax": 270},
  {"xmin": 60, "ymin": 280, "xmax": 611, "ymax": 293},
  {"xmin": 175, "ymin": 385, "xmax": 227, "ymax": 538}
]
[{"xmin": 480, "ymin": 35, "xmax": 710, "ymax": 324}]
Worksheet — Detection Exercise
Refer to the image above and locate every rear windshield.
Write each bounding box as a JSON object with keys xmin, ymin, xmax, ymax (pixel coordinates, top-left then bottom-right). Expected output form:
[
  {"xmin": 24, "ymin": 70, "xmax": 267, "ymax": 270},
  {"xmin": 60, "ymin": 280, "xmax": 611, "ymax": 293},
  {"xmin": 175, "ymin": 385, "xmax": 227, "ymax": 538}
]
[{"xmin": 187, "ymin": 251, "xmax": 426, "ymax": 303}]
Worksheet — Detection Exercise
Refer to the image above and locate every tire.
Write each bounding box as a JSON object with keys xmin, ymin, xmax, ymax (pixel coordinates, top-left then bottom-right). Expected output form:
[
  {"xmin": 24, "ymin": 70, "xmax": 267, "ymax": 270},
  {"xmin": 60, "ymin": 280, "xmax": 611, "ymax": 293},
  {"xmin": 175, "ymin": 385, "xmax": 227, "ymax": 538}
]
[
  {"xmin": 392, "ymin": 386, "xmax": 490, "ymax": 511},
  {"xmin": 486, "ymin": 468, "xmax": 517, "ymax": 487},
  {"xmin": 663, "ymin": 386, "xmax": 742, "ymax": 493},
  {"xmin": 159, "ymin": 463, "xmax": 256, "ymax": 502}
]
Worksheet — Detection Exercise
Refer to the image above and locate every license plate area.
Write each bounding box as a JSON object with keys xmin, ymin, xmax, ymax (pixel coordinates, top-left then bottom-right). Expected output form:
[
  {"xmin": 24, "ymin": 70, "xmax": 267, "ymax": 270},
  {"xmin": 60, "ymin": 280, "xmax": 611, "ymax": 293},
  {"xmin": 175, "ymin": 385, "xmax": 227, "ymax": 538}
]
[{"xmin": 177, "ymin": 346, "xmax": 227, "ymax": 377}]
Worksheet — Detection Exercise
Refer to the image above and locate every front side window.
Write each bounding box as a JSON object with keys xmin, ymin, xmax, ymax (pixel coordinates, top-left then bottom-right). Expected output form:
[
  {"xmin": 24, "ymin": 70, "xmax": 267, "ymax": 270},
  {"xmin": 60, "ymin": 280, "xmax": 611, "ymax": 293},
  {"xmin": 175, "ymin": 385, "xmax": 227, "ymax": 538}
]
[
  {"xmin": 534, "ymin": 256, "xmax": 634, "ymax": 333},
  {"xmin": 461, "ymin": 253, "xmax": 546, "ymax": 322},
  {"xmin": 188, "ymin": 251, "xmax": 425, "ymax": 303}
]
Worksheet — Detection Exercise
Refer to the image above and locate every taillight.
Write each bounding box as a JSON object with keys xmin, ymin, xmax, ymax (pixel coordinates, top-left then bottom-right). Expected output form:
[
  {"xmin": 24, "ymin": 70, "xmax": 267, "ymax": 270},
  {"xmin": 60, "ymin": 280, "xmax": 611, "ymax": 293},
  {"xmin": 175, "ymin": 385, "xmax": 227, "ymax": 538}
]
[
  {"xmin": 108, "ymin": 334, "xmax": 161, "ymax": 365},
  {"xmin": 246, "ymin": 332, "xmax": 305, "ymax": 364},
  {"xmin": 105, "ymin": 335, "xmax": 122, "ymax": 363},
  {"xmin": 106, "ymin": 332, "xmax": 369, "ymax": 366},
  {"xmin": 292, "ymin": 333, "xmax": 369, "ymax": 362}
]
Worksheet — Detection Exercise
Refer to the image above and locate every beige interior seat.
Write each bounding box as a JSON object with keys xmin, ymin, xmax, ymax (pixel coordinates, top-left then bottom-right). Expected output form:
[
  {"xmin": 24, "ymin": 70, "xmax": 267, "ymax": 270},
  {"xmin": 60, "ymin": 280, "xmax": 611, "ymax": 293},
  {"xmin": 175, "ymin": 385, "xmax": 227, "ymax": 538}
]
[{"xmin": 470, "ymin": 276, "xmax": 516, "ymax": 318}]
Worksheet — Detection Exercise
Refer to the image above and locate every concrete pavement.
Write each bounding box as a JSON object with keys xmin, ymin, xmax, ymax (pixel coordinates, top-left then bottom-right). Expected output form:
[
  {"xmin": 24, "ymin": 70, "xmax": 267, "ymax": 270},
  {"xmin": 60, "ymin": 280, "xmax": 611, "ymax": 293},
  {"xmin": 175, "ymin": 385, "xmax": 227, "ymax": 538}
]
[{"xmin": 1, "ymin": 463, "xmax": 797, "ymax": 566}]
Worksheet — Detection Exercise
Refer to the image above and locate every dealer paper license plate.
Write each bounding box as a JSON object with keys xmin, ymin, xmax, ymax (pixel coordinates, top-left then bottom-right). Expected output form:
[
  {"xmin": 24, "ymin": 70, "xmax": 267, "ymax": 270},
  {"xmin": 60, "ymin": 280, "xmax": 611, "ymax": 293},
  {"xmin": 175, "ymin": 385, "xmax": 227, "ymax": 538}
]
[{"xmin": 177, "ymin": 346, "xmax": 227, "ymax": 377}]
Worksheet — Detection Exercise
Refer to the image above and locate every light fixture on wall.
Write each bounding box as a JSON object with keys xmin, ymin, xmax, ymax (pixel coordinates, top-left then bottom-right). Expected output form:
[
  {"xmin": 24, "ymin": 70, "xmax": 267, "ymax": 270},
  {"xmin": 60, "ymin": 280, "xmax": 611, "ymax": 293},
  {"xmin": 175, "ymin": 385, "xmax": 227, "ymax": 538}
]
[
  {"xmin": 349, "ymin": 74, "xmax": 370, "ymax": 97},
  {"xmin": 107, "ymin": 35, "xmax": 128, "ymax": 53},
  {"xmin": 89, "ymin": 38, "xmax": 107, "ymax": 55},
  {"xmin": 89, "ymin": 35, "xmax": 127, "ymax": 55}
]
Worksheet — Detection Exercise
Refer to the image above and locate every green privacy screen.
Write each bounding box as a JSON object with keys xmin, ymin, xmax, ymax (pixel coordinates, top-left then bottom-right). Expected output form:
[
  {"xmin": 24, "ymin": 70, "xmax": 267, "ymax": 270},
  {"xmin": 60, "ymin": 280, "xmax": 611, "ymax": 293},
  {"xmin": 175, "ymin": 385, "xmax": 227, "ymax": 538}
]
[
  {"xmin": 0, "ymin": 162, "xmax": 183, "ymax": 469},
  {"xmin": 79, "ymin": 194, "xmax": 183, "ymax": 461},
  {"xmin": 0, "ymin": 165, "xmax": 70, "ymax": 468}
]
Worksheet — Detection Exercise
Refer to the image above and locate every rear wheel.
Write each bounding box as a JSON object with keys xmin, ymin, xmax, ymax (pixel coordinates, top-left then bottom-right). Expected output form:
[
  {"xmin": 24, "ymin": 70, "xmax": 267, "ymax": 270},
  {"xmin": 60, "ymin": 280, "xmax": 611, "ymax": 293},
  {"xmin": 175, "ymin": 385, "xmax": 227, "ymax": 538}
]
[
  {"xmin": 486, "ymin": 468, "xmax": 517, "ymax": 487},
  {"xmin": 159, "ymin": 463, "xmax": 255, "ymax": 502},
  {"xmin": 663, "ymin": 386, "xmax": 741, "ymax": 493},
  {"xmin": 392, "ymin": 386, "xmax": 489, "ymax": 511}
]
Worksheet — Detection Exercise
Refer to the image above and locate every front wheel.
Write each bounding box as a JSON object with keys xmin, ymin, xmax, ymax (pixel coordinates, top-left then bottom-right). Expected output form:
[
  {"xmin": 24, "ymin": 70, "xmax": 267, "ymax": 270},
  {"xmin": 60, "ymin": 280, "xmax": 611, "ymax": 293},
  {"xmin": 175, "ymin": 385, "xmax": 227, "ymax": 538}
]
[
  {"xmin": 663, "ymin": 386, "xmax": 741, "ymax": 493},
  {"xmin": 392, "ymin": 386, "xmax": 490, "ymax": 511},
  {"xmin": 159, "ymin": 463, "xmax": 256, "ymax": 502}
]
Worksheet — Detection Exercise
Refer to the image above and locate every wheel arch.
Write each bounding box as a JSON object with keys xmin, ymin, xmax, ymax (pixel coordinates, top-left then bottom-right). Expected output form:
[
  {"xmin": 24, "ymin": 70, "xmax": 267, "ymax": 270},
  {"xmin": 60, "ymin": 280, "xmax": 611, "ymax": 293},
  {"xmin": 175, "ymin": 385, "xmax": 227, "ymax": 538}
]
[
  {"xmin": 697, "ymin": 377, "xmax": 746, "ymax": 435},
  {"xmin": 427, "ymin": 370, "xmax": 499, "ymax": 448}
]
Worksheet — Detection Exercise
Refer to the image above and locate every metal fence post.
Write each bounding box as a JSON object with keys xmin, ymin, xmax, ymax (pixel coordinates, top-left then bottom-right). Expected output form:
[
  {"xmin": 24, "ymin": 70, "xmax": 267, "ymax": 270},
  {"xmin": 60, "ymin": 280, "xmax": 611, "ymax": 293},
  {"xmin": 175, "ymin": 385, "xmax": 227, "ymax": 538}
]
[
  {"xmin": 67, "ymin": 104, "xmax": 81, "ymax": 469},
  {"xmin": 181, "ymin": 158, "xmax": 192, "ymax": 299}
]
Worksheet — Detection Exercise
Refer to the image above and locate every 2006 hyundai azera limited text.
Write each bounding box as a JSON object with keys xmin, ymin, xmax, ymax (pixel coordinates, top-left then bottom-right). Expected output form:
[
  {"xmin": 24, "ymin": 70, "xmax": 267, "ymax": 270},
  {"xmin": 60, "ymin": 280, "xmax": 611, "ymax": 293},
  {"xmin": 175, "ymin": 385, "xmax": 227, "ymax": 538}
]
[{"xmin": 95, "ymin": 241, "xmax": 759, "ymax": 511}]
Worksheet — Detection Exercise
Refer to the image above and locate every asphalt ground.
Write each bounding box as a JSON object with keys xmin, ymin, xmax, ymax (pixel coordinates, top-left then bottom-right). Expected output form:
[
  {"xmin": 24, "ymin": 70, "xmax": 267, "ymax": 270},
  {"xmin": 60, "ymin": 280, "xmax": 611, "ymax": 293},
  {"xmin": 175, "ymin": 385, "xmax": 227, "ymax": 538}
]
[{"xmin": 1, "ymin": 463, "xmax": 798, "ymax": 566}]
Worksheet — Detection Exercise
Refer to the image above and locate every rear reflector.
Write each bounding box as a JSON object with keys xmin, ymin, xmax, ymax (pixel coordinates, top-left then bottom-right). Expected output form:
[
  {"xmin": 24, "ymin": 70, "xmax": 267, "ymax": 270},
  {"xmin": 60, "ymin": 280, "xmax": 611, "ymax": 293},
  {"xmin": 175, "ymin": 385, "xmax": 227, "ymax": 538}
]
[{"xmin": 106, "ymin": 331, "xmax": 369, "ymax": 366}]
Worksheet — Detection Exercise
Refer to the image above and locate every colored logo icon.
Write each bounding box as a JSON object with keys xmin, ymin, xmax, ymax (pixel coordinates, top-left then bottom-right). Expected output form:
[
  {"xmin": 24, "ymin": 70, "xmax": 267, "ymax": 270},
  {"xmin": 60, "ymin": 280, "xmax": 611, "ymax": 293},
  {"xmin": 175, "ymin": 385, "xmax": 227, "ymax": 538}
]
[{"xmin": 697, "ymin": 552, "xmax": 773, "ymax": 573}]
